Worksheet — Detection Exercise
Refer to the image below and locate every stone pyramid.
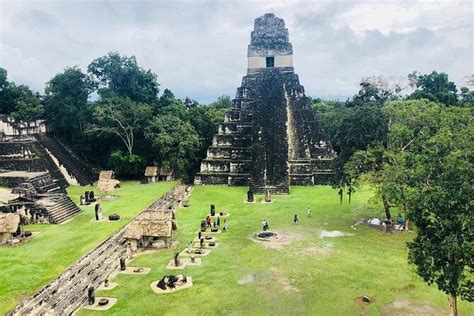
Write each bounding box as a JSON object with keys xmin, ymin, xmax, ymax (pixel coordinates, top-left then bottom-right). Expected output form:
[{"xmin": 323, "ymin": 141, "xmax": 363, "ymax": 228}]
[{"xmin": 195, "ymin": 13, "xmax": 335, "ymax": 194}]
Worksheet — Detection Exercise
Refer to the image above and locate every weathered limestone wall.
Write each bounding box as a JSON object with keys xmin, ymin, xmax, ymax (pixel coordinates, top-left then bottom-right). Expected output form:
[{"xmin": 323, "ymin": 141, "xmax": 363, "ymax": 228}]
[
  {"xmin": 0, "ymin": 115, "xmax": 49, "ymax": 138},
  {"xmin": 247, "ymin": 54, "xmax": 293, "ymax": 70},
  {"xmin": 0, "ymin": 138, "xmax": 69, "ymax": 190}
]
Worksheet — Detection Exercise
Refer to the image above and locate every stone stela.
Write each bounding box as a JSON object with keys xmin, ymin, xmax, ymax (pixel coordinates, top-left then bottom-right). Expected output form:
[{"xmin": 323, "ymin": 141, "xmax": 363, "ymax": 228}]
[{"xmin": 195, "ymin": 13, "xmax": 336, "ymax": 194}]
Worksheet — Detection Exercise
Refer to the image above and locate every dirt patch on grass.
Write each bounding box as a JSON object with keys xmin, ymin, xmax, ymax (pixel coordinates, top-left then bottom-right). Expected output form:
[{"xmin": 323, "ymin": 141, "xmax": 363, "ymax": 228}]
[
  {"xmin": 319, "ymin": 230, "xmax": 353, "ymax": 238},
  {"xmin": 238, "ymin": 268, "xmax": 299, "ymax": 293},
  {"xmin": 237, "ymin": 274, "xmax": 255, "ymax": 285},
  {"xmin": 250, "ymin": 231, "xmax": 302, "ymax": 250},
  {"xmin": 382, "ymin": 300, "xmax": 445, "ymax": 316},
  {"xmin": 296, "ymin": 246, "xmax": 333, "ymax": 259},
  {"xmin": 270, "ymin": 268, "xmax": 299, "ymax": 293}
]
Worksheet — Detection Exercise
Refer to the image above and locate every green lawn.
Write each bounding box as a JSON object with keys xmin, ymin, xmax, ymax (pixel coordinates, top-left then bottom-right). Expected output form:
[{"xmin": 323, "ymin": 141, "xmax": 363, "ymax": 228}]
[
  {"xmin": 72, "ymin": 185, "xmax": 472, "ymax": 316},
  {"xmin": 0, "ymin": 181, "xmax": 176, "ymax": 314}
]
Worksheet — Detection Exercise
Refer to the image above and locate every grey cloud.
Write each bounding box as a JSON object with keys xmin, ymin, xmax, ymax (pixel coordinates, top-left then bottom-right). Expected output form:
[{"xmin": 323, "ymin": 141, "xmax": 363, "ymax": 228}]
[{"xmin": 0, "ymin": 0, "xmax": 472, "ymax": 104}]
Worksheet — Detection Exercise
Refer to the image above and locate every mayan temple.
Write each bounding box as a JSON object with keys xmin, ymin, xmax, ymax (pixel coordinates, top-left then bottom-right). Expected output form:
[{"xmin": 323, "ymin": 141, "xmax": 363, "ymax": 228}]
[{"xmin": 195, "ymin": 13, "xmax": 335, "ymax": 194}]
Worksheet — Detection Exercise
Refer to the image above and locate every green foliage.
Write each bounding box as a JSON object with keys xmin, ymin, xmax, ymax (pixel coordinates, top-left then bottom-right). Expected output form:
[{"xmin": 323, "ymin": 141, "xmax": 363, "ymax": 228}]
[
  {"xmin": 0, "ymin": 68, "xmax": 42, "ymax": 121},
  {"xmin": 459, "ymin": 85, "xmax": 474, "ymax": 106},
  {"xmin": 108, "ymin": 150, "xmax": 145, "ymax": 177},
  {"xmin": 408, "ymin": 71, "xmax": 458, "ymax": 106},
  {"xmin": 144, "ymin": 114, "xmax": 202, "ymax": 179},
  {"xmin": 43, "ymin": 67, "xmax": 93, "ymax": 141},
  {"xmin": 348, "ymin": 76, "xmax": 401, "ymax": 107},
  {"xmin": 0, "ymin": 68, "xmax": 7, "ymax": 91},
  {"xmin": 314, "ymin": 98, "xmax": 389, "ymax": 187},
  {"xmin": 88, "ymin": 52, "xmax": 159, "ymax": 104},
  {"xmin": 86, "ymin": 96, "xmax": 152, "ymax": 155},
  {"xmin": 10, "ymin": 90, "xmax": 42, "ymax": 121},
  {"xmin": 344, "ymin": 98, "xmax": 473, "ymax": 311},
  {"xmin": 190, "ymin": 95, "xmax": 231, "ymax": 142},
  {"xmin": 405, "ymin": 105, "xmax": 473, "ymax": 306}
]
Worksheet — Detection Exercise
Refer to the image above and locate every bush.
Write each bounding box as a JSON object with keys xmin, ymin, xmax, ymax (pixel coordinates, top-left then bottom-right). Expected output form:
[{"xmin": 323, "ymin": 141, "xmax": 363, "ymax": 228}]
[{"xmin": 108, "ymin": 150, "xmax": 145, "ymax": 177}]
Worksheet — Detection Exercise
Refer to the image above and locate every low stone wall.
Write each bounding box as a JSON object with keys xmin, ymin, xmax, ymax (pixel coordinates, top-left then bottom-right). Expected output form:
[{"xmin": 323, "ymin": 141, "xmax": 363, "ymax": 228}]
[
  {"xmin": 0, "ymin": 159, "xmax": 45, "ymax": 172},
  {"xmin": 0, "ymin": 175, "xmax": 29, "ymax": 187}
]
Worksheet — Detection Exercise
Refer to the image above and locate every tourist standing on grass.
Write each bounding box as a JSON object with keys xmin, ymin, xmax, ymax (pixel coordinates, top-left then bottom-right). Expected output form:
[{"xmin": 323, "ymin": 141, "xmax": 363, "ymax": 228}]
[
  {"xmin": 187, "ymin": 241, "xmax": 192, "ymax": 254},
  {"xmin": 307, "ymin": 207, "xmax": 311, "ymax": 217},
  {"xmin": 223, "ymin": 219, "xmax": 228, "ymax": 231},
  {"xmin": 294, "ymin": 214, "xmax": 299, "ymax": 224},
  {"xmin": 217, "ymin": 216, "xmax": 220, "ymax": 227}
]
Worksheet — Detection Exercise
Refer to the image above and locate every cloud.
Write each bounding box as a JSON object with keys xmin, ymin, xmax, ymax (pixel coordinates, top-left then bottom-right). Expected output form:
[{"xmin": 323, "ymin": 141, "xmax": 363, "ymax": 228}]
[{"xmin": 0, "ymin": 0, "xmax": 472, "ymax": 103}]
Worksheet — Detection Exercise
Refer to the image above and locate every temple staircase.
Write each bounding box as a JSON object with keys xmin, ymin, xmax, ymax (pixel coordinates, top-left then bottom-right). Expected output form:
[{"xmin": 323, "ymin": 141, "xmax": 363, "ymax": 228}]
[
  {"xmin": 36, "ymin": 134, "xmax": 97, "ymax": 186},
  {"xmin": 43, "ymin": 194, "xmax": 81, "ymax": 224},
  {"xmin": 27, "ymin": 173, "xmax": 63, "ymax": 193}
]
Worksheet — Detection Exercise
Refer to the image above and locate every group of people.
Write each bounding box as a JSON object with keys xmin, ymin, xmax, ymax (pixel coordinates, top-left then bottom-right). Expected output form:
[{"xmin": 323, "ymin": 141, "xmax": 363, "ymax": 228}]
[{"xmin": 204, "ymin": 215, "xmax": 228, "ymax": 231}]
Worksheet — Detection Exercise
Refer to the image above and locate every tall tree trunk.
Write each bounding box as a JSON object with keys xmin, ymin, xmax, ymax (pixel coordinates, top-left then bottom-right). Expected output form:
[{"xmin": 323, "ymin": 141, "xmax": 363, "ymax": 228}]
[
  {"xmin": 382, "ymin": 193, "xmax": 391, "ymax": 219},
  {"xmin": 448, "ymin": 294, "xmax": 457, "ymax": 316},
  {"xmin": 403, "ymin": 201, "xmax": 409, "ymax": 231},
  {"xmin": 348, "ymin": 183, "xmax": 352, "ymax": 204},
  {"xmin": 400, "ymin": 188, "xmax": 409, "ymax": 231}
]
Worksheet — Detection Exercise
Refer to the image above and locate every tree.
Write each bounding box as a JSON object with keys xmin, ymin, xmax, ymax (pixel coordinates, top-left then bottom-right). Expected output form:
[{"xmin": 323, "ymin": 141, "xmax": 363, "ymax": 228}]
[
  {"xmin": 348, "ymin": 76, "xmax": 401, "ymax": 107},
  {"xmin": 405, "ymin": 105, "xmax": 473, "ymax": 315},
  {"xmin": 86, "ymin": 96, "xmax": 151, "ymax": 156},
  {"xmin": 345, "ymin": 100, "xmax": 473, "ymax": 313},
  {"xmin": 108, "ymin": 150, "xmax": 145, "ymax": 177},
  {"xmin": 316, "ymin": 101, "xmax": 389, "ymax": 187},
  {"xmin": 144, "ymin": 114, "xmax": 202, "ymax": 179},
  {"xmin": 345, "ymin": 145, "xmax": 394, "ymax": 219},
  {"xmin": 379, "ymin": 99, "xmax": 445, "ymax": 228},
  {"xmin": 43, "ymin": 67, "xmax": 93, "ymax": 141},
  {"xmin": 459, "ymin": 75, "xmax": 474, "ymax": 106},
  {"xmin": 0, "ymin": 68, "xmax": 42, "ymax": 120},
  {"xmin": 408, "ymin": 71, "xmax": 458, "ymax": 106},
  {"xmin": 88, "ymin": 52, "xmax": 159, "ymax": 104}
]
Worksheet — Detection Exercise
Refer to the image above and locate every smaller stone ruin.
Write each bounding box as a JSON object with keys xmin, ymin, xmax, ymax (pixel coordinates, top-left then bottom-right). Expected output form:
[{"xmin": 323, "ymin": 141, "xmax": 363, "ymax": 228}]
[
  {"xmin": 97, "ymin": 170, "xmax": 120, "ymax": 193},
  {"xmin": 144, "ymin": 166, "xmax": 159, "ymax": 183},
  {"xmin": 124, "ymin": 209, "xmax": 177, "ymax": 252},
  {"xmin": 0, "ymin": 213, "xmax": 21, "ymax": 244}
]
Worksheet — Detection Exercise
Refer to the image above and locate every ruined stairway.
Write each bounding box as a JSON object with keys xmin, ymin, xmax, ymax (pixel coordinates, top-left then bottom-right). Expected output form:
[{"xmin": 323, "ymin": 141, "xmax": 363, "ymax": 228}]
[
  {"xmin": 45, "ymin": 195, "xmax": 81, "ymax": 224},
  {"xmin": 36, "ymin": 134, "xmax": 97, "ymax": 186},
  {"xmin": 27, "ymin": 173, "xmax": 63, "ymax": 193}
]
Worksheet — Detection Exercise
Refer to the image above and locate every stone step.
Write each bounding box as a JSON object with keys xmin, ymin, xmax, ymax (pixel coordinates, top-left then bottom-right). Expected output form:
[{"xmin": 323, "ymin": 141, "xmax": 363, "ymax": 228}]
[{"xmin": 36, "ymin": 134, "xmax": 97, "ymax": 186}]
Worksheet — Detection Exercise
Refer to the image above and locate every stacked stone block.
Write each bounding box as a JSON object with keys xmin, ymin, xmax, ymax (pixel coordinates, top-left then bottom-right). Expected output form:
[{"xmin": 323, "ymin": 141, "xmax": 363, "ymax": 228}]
[{"xmin": 195, "ymin": 13, "xmax": 335, "ymax": 193}]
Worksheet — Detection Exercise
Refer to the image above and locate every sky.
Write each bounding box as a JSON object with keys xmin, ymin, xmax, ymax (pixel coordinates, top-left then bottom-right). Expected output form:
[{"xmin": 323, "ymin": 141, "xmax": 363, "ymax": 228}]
[{"xmin": 0, "ymin": 0, "xmax": 473, "ymax": 104}]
